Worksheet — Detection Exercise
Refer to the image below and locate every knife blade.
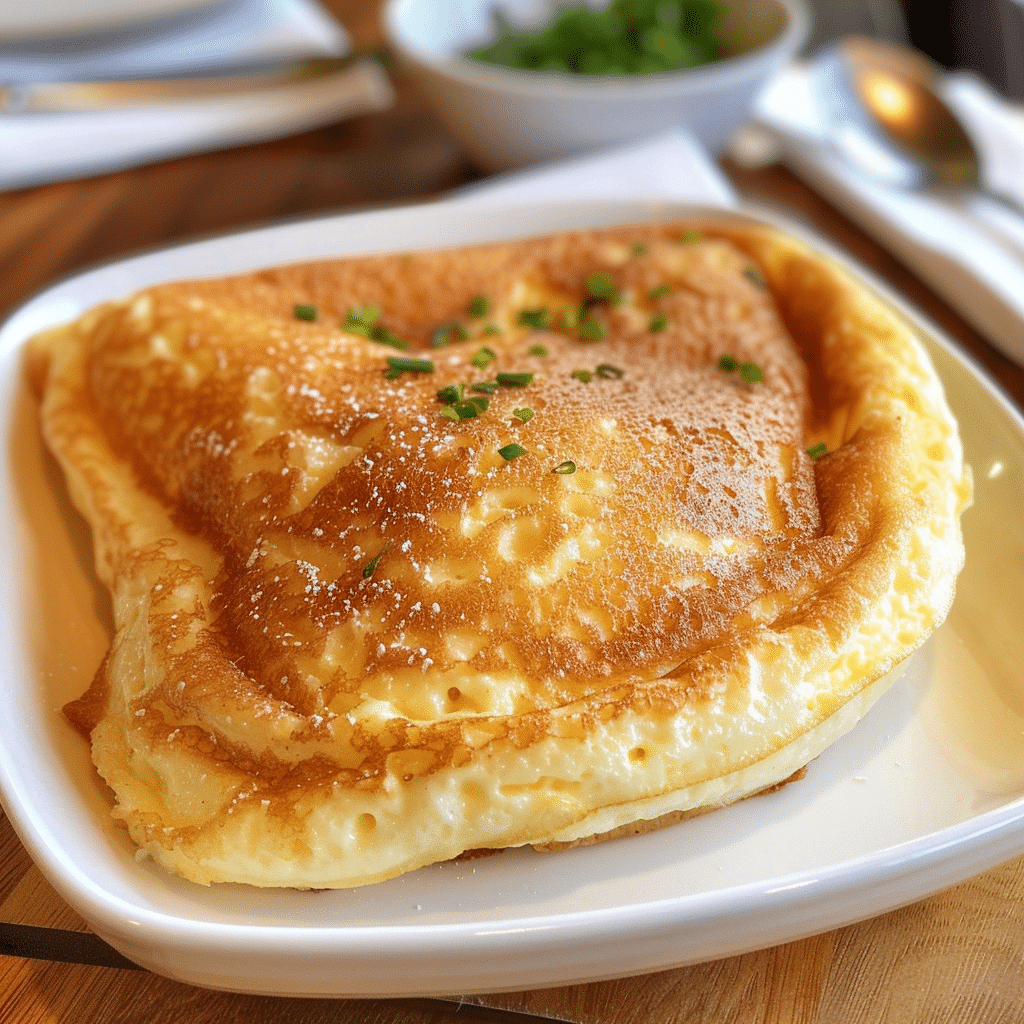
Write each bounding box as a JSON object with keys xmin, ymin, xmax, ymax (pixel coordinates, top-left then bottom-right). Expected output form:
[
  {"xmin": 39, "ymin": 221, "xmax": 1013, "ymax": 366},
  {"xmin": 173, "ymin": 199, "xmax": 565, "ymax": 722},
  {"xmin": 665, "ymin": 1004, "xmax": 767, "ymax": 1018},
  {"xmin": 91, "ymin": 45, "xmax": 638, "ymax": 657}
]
[{"xmin": 0, "ymin": 50, "xmax": 385, "ymax": 113}]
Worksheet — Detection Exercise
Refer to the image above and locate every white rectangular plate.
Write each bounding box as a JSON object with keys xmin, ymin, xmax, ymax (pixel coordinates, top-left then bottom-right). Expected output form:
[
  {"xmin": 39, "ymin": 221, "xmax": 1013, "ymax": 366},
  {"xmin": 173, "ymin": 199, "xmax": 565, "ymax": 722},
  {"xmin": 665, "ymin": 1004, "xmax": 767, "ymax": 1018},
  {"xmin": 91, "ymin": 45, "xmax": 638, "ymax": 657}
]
[{"xmin": 2, "ymin": 199, "xmax": 1023, "ymax": 997}]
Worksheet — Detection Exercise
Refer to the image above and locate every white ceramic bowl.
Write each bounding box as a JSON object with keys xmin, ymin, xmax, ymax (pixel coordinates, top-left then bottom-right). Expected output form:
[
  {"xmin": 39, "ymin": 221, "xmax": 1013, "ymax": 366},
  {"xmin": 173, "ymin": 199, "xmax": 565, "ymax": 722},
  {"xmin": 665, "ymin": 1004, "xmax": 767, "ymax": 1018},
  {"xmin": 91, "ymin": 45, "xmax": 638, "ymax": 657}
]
[{"xmin": 384, "ymin": 0, "xmax": 810, "ymax": 171}]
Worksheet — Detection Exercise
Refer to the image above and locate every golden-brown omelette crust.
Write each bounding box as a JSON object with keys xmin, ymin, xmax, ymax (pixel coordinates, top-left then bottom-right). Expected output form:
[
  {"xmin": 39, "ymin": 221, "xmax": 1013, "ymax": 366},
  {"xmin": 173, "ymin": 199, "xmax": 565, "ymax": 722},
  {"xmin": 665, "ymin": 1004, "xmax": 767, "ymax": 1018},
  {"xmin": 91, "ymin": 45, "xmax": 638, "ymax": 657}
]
[{"xmin": 30, "ymin": 220, "xmax": 970, "ymax": 888}]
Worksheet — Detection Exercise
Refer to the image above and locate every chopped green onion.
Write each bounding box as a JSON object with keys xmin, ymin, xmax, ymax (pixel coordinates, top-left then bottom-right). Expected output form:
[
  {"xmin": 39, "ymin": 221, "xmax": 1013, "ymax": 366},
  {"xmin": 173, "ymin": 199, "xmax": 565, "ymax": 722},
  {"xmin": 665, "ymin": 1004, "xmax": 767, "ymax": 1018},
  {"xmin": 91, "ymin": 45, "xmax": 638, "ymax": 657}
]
[
  {"xmin": 437, "ymin": 383, "xmax": 466, "ymax": 404},
  {"xmin": 806, "ymin": 441, "xmax": 828, "ymax": 459},
  {"xmin": 678, "ymin": 230, "xmax": 702, "ymax": 244},
  {"xmin": 553, "ymin": 461, "xmax": 577, "ymax": 475},
  {"xmin": 468, "ymin": 294, "xmax": 491, "ymax": 318},
  {"xmin": 386, "ymin": 356, "xmax": 434, "ymax": 374},
  {"xmin": 498, "ymin": 443, "xmax": 528, "ymax": 461},
  {"xmin": 471, "ymin": 380, "xmax": 499, "ymax": 394},
  {"xmin": 528, "ymin": 344, "xmax": 549, "ymax": 357},
  {"xmin": 579, "ymin": 318, "xmax": 605, "ymax": 342},
  {"xmin": 483, "ymin": 323, "xmax": 502, "ymax": 335},
  {"xmin": 294, "ymin": 303, "xmax": 317, "ymax": 322},
  {"xmin": 744, "ymin": 266, "xmax": 767, "ymax": 289},
  {"xmin": 431, "ymin": 322, "xmax": 470, "ymax": 348},
  {"xmin": 571, "ymin": 369, "xmax": 593, "ymax": 383},
  {"xmin": 649, "ymin": 313, "xmax": 669, "ymax": 331},
  {"xmin": 344, "ymin": 305, "xmax": 380, "ymax": 334},
  {"xmin": 718, "ymin": 354, "xmax": 740, "ymax": 371},
  {"xmin": 384, "ymin": 367, "xmax": 404, "ymax": 379},
  {"xmin": 438, "ymin": 406, "xmax": 461, "ymax": 421},
  {"xmin": 739, "ymin": 361, "xmax": 764, "ymax": 383},
  {"xmin": 513, "ymin": 407, "xmax": 534, "ymax": 422},
  {"xmin": 586, "ymin": 271, "xmax": 618, "ymax": 301},
  {"xmin": 561, "ymin": 309, "xmax": 580, "ymax": 330},
  {"xmin": 596, "ymin": 363, "xmax": 624, "ymax": 379},
  {"xmin": 369, "ymin": 326, "xmax": 409, "ymax": 350},
  {"xmin": 631, "ymin": 242, "xmax": 648, "ymax": 257},
  {"xmin": 496, "ymin": 371, "xmax": 534, "ymax": 386},
  {"xmin": 467, "ymin": 395, "xmax": 490, "ymax": 413},
  {"xmin": 452, "ymin": 399, "xmax": 481, "ymax": 419},
  {"xmin": 518, "ymin": 308, "xmax": 552, "ymax": 330},
  {"xmin": 471, "ymin": 347, "xmax": 496, "ymax": 369},
  {"xmin": 649, "ymin": 284, "xmax": 675, "ymax": 298},
  {"xmin": 362, "ymin": 543, "xmax": 390, "ymax": 578}
]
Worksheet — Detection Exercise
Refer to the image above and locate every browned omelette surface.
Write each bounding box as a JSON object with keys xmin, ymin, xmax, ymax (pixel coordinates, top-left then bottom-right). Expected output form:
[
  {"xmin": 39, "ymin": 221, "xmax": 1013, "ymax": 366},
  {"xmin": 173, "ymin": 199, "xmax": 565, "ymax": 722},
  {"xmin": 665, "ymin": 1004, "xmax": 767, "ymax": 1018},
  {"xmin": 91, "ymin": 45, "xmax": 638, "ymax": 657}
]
[{"xmin": 29, "ymin": 220, "xmax": 970, "ymax": 887}]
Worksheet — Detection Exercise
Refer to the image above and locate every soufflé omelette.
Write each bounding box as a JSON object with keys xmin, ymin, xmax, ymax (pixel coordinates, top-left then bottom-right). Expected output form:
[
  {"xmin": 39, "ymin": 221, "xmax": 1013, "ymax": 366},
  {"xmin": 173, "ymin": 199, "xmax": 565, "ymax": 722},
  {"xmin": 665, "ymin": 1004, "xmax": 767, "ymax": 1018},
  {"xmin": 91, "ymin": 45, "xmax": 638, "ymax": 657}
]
[{"xmin": 28, "ymin": 219, "xmax": 971, "ymax": 888}]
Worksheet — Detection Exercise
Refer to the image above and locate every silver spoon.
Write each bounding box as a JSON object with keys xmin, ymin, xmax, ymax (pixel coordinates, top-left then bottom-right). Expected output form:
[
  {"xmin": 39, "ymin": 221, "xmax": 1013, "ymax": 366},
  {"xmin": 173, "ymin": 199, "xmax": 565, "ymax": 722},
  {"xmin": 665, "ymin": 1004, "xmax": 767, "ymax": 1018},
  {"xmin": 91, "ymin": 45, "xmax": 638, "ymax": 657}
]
[{"xmin": 812, "ymin": 35, "xmax": 1024, "ymax": 218}]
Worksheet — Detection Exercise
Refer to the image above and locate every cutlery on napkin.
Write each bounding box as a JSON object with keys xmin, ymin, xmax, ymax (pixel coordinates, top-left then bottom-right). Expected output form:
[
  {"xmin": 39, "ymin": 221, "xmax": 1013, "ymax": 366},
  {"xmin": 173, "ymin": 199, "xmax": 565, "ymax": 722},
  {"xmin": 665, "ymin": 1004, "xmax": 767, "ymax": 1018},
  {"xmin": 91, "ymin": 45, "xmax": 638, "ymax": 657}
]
[
  {"xmin": 0, "ymin": 0, "xmax": 393, "ymax": 192},
  {"xmin": 746, "ymin": 60, "xmax": 1024, "ymax": 367}
]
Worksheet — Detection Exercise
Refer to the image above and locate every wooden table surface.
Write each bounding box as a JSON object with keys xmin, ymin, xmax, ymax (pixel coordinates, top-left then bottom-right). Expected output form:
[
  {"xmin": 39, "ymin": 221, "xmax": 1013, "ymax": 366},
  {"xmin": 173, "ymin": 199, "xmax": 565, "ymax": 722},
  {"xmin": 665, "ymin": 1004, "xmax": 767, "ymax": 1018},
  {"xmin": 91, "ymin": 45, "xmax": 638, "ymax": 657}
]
[{"xmin": 4, "ymin": 2, "xmax": 1024, "ymax": 1021}]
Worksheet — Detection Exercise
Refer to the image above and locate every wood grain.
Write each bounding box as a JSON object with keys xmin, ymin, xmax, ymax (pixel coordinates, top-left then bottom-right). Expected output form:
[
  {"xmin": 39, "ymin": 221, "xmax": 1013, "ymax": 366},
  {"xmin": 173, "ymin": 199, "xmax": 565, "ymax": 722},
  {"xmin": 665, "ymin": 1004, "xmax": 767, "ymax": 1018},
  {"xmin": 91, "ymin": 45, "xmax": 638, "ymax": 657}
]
[{"xmin": 3, "ymin": 1, "xmax": 1024, "ymax": 1022}]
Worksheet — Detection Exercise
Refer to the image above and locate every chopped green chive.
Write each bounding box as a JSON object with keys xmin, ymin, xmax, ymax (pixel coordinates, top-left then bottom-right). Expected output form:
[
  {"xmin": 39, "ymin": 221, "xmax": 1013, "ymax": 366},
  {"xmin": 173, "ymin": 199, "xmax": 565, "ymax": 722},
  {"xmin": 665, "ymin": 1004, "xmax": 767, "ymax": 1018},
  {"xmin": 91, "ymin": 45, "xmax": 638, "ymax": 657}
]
[
  {"xmin": 528, "ymin": 344, "xmax": 549, "ymax": 357},
  {"xmin": 586, "ymin": 271, "xmax": 618, "ymax": 301},
  {"xmin": 806, "ymin": 441, "xmax": 829, "ymax": 459},
  {"xmin": 718, "ymin": 353, "xmax": 763, "ymax": 382},
  {"xmin": 439, "ymin": 396, "xmax": 490, "ymax": 421},
  {"xmin": 468, "ymin": 294, "xmax": 491, "ymax": 318},
  {"xmin": 596, "ymin": 363, "xmax": 624, "ymax": 379},
  {"xmin": 362, "ymin": 543, "xmax": 390, "ymax": 578},
  {"xmin": 744, "ymin": 266, "xmax": 767, "ymax": 289},
  {"xmin": 498, "ymin": 443, "xmax": 528, "ymax": 461},
  {"xmin": 294, "ymin": 303, "xmax": 317, "ymax": 322},
  {"xmin": 384, "ymin": 367, "xmax": 404, "ymax": 379},
  {"xmin": 471, "ymin": 347, "xmax": 496, "ymax": 369},
  {"xmin": 678, "ymin": 230, "xmax": 702, "ymax": 244},
  {"xmin": 369, "ymin": 326, "xmax": 409, "ymax": 350},
  {"xmin": 649, "ymin": 313, "xmax": 670, "ymax": 331},
  {"xmin": 579, "ymin": 318, "xmax": 605, "ymax": 342},
  {"xmin": 471, "ymin": 380, "xmax": 499, "ymax": 394},
  {"xmin": 571, "ymin": 369, "xmax": 593, "ymax": 383},
  {"xmin": 431, "ymin": 323, "xmax": 470, "ymax": 348},
  {"xmin": 451, "ymin": 398, "xmax": 486, "ymax": 419},
  {"xmin": 386, "ymin": 356, "xmax": 434, "ymax": 374},
  {"xmin": 561, "ymin": 309, "xmax": 580, "ymax": 330},
  {"xmin": 513, "ymin": 407, "xmax": 534, "ymax": 422},
  {"xmin": 344, "ymin": 305, "xmax": 380, "ymax": 334},
  {"xmin": 553, "ymin": 460, "xmax": 576, "ymax": 475},
  {"xmin": 437, "ymin": 383, "xmax": 466, "ymax": 404},
  {"xmin": 496, "ymin": 371, "xmax": 534, "ymax": 386},
  {"xmin": 518, "ymin": 308, "xmax": 552, "ymax": 330},
  {"xmin": 650, "ymin": 284, "xmax": 674, "ymax": 299}
]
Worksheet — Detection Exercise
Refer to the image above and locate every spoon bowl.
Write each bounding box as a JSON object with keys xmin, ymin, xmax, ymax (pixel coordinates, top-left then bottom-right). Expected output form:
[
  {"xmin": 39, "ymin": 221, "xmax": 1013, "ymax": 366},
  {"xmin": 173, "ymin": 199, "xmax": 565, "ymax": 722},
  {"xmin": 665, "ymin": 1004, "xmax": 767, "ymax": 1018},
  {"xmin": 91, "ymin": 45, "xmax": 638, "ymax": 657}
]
[{"xmin": 812, "ymin": 35, "xmax": 1022, "ymax": 215}]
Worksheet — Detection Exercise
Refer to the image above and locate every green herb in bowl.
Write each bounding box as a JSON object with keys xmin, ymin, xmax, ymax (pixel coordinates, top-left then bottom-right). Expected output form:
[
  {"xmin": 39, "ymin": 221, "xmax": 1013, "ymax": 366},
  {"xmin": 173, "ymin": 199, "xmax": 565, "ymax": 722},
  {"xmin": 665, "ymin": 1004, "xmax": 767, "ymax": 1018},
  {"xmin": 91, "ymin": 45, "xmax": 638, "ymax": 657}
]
[{"xmin": 467, "ymin": 0, "xmax": 721, "ymax": 75}]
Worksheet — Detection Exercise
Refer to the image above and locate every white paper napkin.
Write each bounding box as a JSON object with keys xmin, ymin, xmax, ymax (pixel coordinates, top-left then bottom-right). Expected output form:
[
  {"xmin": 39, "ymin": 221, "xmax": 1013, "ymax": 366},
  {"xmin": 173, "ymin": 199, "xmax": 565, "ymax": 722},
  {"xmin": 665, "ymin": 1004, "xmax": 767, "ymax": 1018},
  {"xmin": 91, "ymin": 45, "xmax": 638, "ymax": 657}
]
[
  {"xmin": 0, "ymin": 0, "xmax": 347, "ymax": 83},
  {"xmin": 0, "ymin": 0, "xmax": 393, "ymax": 192},
  {"xmin": 446, "ymin": 131, "xmax": 737, "ymax": 208},
  {"xmin": 750, "ymin": 63, "xmax": 1024, "ymax": 367}
]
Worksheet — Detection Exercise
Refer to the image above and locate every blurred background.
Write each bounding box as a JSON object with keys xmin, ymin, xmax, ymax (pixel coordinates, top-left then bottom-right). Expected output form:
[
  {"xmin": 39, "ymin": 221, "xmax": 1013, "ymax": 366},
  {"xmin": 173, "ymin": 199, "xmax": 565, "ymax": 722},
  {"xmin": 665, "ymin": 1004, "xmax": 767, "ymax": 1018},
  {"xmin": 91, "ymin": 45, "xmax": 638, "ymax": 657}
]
[{"xmin": 811, "ymin": 0, "xmax": 1024, "ymax": 98}]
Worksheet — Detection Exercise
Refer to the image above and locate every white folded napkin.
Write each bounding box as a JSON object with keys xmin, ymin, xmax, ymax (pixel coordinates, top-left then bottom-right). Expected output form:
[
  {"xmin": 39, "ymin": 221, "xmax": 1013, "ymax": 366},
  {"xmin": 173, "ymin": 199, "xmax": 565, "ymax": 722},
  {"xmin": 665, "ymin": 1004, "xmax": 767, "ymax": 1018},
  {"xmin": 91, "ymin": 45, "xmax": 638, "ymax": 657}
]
[
  {"xmin": 0, "ymin": 0, "xmax": 393, "ymax": 192},
  {"xmin": 446, "ymin": 131, "xmax": 737, "ymax": 208},
  {"xmin": 750, "ymin": 63, "xmax": 1024, "ymax": 367},
  {"xmin": 0, "ymin": 0, "xmax": 347, "ymax": 82}
]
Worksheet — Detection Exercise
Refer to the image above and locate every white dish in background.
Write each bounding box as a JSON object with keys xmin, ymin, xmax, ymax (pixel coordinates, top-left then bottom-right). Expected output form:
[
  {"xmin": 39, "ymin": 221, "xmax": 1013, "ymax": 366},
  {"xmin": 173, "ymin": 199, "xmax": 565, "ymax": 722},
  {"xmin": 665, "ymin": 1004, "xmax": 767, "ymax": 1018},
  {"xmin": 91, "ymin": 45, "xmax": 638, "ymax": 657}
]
[
  {"xmin": 1, "ymin": 199, "xmax": 1023, "ymax": 998},
  {"xmin": 383, "ymin": 0, "xmax": 809, "ymax": 170},
  {"xmin": 0, "ymin": 0, "xmax": 221, "ymax": 39}
]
